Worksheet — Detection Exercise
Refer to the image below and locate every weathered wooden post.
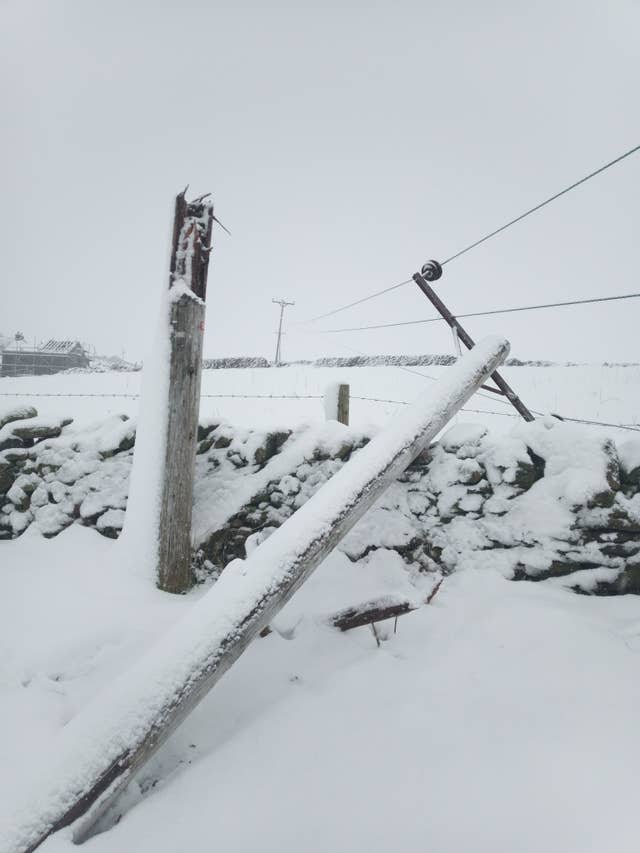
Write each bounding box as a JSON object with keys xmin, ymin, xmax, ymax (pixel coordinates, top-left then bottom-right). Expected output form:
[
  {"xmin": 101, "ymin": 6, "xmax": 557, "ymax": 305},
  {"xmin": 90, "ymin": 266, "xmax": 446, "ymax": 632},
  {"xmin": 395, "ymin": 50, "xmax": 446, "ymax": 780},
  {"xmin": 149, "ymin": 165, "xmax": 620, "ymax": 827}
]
[
  {"xmin": 337, "ymin": 383, "xmax": 349, "ymax": 425},
  {"xmin": 324, "ymin": 382, "xmax": 350, "ymax": 425},
  {"xmin": 0, "ymin": 336, "xmax": 509, "ymax": 853},
  {"xmin": 158, "ymin": 191, "xmax": 214, "ymax": 593}
]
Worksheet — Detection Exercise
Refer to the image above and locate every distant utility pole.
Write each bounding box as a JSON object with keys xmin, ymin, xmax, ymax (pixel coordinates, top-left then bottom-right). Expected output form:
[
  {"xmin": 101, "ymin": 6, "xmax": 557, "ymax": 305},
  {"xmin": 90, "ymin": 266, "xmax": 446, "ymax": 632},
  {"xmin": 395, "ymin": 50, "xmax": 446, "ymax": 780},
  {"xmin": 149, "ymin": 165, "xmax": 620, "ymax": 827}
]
[{"xmin": 272, "ymin": 298, "xmax": 295, "ymax": 365}]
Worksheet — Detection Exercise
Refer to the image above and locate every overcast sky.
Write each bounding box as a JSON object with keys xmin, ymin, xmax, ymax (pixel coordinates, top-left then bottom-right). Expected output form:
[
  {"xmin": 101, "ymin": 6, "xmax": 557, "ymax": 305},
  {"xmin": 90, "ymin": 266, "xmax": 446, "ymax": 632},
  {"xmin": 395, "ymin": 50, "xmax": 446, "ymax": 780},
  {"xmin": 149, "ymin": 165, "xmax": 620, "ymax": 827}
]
[{"xmin": 2, "ymin": 0, "xmax": 639, "ymax": 363}]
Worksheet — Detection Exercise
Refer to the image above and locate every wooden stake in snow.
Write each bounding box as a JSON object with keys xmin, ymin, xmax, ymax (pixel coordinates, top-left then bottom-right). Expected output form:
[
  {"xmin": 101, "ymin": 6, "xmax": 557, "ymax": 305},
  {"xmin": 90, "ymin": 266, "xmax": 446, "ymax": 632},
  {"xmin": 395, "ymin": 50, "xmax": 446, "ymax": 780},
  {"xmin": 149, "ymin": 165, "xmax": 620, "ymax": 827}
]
[
  {"xmin": 0, "ymin": 336, "xmax": 510, "ymax": 853},
  {"xmin": 158, "ymin": 191, "xmax": 214, "ymax": 593},
  {"xmin": 323, "ymin": 382, "xmax": 350, "ymax": 425},
  {"xmin": 337, "ymin": 383, "xmax": 349, "ymax": 425}
]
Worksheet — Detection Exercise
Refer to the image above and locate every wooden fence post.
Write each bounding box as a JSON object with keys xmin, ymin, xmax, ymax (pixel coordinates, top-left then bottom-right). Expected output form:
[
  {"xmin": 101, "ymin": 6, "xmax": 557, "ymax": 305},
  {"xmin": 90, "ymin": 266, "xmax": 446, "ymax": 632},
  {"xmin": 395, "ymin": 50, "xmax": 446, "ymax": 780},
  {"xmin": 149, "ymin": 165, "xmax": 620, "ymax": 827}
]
[
  {"xmin": 337, "ymin": 383, "xmax": 349, "ymax": 426},
  {"xmin": 324, "ymin": 382, "xmax": 350, "ymax": 425},
  {"xmin": 158, "ymin": 191, "xmax": 214, "ymax": 593}
]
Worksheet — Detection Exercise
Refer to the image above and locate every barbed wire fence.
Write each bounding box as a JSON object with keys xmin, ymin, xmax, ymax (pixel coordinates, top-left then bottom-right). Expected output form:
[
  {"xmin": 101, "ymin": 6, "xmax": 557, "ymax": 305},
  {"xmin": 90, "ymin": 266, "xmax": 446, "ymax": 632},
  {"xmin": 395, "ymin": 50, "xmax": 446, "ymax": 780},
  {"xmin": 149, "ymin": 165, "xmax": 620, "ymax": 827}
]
[{"xmin": 1, "ymin": 388, "xmax": 638, "ymax": 432}]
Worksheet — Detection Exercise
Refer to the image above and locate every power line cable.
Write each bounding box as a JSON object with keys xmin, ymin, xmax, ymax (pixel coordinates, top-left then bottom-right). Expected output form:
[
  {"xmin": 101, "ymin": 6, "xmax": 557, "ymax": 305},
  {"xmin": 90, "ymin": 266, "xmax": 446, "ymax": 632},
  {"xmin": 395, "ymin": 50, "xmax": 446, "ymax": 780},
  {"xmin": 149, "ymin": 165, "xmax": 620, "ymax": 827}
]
[
  {"xmin": 315, "ymin": 291, "xmax": 640, "ymax": 333},
  {"xmin": 302, "ymin": 279, "xmax": 413, "ymax": 324},
  {"xmin": 302, "ymin": 142, "xmax": 640, "ymax": 324},
  {"xmin": 440, "ymin": 142, "xmax": 640, "ymax": 266}
]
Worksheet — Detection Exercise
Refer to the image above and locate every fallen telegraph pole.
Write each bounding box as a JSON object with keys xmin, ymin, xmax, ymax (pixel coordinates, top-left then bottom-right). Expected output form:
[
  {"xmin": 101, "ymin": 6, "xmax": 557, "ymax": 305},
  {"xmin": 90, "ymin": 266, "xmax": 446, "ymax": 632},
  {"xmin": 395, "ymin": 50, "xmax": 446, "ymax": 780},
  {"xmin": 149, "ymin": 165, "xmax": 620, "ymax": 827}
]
[{"xmin": 0, "ymin": 335, "xmax": 510, "ymax": 853}]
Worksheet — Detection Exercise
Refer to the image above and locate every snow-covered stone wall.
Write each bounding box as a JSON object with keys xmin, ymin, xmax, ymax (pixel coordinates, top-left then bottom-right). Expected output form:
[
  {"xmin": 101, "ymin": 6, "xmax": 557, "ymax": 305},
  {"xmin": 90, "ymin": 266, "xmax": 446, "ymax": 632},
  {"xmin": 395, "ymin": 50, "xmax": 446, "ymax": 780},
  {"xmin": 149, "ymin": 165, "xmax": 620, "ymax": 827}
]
[{"xmin": 1, "ymin": 405, "xmax": 640, "ymax": 595}]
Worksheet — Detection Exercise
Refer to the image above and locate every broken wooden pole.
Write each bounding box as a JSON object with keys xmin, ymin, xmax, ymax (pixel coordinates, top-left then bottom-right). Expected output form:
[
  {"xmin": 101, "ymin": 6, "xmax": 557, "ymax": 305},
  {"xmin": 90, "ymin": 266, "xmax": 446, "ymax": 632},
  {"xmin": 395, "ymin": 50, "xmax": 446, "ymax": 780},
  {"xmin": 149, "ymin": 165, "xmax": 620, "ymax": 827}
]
[
  {"xmin": 0, "ymin": 336, "xmax": 509, "ymax": 853},
  {"xmin": 158, "ymin": 191, "xmax": 214, "ymax": 593}
]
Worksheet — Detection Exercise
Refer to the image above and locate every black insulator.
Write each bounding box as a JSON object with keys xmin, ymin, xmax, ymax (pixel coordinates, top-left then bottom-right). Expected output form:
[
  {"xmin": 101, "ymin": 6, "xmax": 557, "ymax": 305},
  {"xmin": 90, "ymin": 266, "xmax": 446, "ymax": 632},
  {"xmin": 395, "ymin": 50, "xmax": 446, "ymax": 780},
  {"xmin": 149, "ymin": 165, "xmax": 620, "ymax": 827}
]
[{"xmin": 420, "ymin": 260, "xmax": 443, "ymax": 281}]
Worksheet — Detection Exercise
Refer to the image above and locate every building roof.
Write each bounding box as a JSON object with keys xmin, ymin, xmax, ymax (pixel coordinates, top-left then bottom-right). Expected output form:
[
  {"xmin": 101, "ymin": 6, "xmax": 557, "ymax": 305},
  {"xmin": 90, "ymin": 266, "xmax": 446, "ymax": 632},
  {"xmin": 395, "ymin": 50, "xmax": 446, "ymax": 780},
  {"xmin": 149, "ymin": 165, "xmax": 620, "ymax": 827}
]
[{"xmin": 38, "ymin": 340, "xmax": 84, "ymax": 354}]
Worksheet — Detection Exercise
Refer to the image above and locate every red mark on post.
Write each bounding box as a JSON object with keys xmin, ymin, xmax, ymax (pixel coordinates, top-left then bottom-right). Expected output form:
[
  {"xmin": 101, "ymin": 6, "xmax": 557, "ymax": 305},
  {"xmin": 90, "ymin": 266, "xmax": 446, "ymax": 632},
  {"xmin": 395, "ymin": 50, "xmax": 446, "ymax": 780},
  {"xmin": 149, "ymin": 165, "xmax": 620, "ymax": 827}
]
[{"xmin": 198, "ymin": 321, "xmax": 205, "ymax": 333}]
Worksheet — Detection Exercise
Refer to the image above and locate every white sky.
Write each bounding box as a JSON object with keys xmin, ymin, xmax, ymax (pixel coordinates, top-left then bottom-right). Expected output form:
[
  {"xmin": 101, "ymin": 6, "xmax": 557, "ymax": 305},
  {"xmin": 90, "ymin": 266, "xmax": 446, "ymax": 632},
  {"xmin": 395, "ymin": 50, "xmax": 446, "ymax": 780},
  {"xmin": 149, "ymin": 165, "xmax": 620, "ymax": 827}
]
[{"xmin": 2, "ymin": 0, "xmax": 639, "ymax": 363}]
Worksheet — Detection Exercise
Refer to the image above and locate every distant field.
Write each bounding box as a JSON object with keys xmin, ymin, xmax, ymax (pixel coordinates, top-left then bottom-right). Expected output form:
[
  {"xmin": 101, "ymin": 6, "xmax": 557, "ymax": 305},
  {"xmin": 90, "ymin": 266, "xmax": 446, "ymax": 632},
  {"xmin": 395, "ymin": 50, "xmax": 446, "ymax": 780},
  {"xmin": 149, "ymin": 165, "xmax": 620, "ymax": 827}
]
[{"xmin": 1, "ymin": 361, "xmax": 638, "ymax": 438}]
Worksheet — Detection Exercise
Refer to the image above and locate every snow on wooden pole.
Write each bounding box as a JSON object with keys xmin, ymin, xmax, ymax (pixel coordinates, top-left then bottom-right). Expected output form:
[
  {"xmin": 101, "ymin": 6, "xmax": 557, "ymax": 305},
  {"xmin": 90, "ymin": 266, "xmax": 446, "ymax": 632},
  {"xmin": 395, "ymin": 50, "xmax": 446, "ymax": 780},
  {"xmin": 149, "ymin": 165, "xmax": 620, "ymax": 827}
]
[
  {"xmin": 0, "ymin": 336, "xmax": 510, "ymax": 853},
  {"xmin": 159, "ymin": 192, "xmax": 213, "ymax": 593}
]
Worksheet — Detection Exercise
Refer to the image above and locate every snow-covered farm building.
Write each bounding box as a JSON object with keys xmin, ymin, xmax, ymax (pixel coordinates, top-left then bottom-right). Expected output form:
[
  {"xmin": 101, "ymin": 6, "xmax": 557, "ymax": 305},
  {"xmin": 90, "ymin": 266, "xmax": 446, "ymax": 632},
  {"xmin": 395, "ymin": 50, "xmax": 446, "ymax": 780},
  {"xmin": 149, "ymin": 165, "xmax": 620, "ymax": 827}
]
[{"xmin": 0, "ymin": 339, "xmax": 90, "ymax": 377}]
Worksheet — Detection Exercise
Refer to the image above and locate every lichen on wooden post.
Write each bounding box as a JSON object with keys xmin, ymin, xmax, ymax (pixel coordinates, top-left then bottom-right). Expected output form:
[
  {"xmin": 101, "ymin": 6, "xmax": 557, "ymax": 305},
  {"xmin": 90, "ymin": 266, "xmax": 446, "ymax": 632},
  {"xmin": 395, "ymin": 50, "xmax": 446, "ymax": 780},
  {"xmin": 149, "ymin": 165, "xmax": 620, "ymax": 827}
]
[{"xmin": 158, "ymin": 191, "xmax": 214, "ymax": 594}]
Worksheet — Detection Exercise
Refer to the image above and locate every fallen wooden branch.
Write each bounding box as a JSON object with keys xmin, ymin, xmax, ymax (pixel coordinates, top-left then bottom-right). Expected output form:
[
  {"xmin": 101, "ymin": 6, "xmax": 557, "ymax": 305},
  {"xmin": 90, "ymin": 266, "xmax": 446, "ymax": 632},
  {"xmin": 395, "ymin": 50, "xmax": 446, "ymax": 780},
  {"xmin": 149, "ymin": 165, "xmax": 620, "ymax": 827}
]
[
  {"xmin": 0, "ymin": 336, "xmax": 509, "ymax": 853},
  {"xmin": 329, "ymin": 578, "xmax": 444, "ymax": 632},
  {"xmin": 329, "ymin": 595, "xmax": 419, "ymax": 631}
]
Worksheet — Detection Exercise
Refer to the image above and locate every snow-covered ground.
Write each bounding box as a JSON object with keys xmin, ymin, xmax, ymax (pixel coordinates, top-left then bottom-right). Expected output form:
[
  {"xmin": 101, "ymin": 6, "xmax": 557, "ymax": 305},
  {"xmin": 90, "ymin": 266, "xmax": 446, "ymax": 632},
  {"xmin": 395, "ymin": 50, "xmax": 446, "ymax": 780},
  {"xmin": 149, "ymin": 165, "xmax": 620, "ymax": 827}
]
[
  {"xmin": 0, "ymin": 361, "xmax": 638, "ymax": 434},
  {"xmin": 1, "ymin": 360, "xmax": 640, "ymax": 853},
  {"xmin": 2, "ymin": 529, "xmax": 640, "ymax": 853}
]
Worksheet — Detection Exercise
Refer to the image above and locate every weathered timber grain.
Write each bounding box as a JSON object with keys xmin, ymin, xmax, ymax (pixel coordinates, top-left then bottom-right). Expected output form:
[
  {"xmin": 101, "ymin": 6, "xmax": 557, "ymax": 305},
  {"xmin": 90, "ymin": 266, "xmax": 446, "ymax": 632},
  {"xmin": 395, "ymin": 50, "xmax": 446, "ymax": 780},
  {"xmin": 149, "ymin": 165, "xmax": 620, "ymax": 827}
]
[
  {"xmin": 157, "ymin": 191, "xmax": 214, "ymax": 593},
  {"xmin": 337, "ymin": 383, "xmax": 350, "ymax": 426}
]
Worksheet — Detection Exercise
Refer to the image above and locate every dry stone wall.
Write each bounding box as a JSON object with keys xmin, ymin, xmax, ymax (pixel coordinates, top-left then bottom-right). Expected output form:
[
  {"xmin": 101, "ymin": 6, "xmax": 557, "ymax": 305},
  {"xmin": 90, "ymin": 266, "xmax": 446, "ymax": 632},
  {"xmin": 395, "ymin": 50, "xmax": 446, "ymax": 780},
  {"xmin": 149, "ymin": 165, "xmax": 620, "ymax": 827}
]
[{"xmin": 1, "ymin": 405, "xmax": 639, "ymax": 595}]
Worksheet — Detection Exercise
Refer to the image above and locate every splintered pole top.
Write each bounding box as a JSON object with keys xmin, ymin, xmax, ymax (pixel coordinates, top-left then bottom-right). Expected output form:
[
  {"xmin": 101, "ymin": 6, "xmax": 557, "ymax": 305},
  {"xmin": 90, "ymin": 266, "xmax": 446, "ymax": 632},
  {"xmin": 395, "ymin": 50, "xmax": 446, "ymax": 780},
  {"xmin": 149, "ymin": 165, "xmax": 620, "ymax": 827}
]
[{"xmin": 169, "ymin": 190, "xmax": 214, "ymax": 301}]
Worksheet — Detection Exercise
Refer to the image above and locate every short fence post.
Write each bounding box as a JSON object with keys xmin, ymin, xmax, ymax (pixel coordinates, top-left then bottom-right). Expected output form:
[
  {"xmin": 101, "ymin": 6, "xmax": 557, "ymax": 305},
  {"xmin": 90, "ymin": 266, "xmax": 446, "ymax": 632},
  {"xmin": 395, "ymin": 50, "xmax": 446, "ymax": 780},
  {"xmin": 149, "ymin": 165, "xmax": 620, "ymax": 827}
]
[
  {"xmin": 337, "ymin": 383, "xmax": 350, "ymax": 425},
  {"xmin": 324, "ymin": 382, "xmax": 350, "ymax": 425},
  {"xmin": 158, "ymin": 191, "xmax": 214, "ymax": 594}
]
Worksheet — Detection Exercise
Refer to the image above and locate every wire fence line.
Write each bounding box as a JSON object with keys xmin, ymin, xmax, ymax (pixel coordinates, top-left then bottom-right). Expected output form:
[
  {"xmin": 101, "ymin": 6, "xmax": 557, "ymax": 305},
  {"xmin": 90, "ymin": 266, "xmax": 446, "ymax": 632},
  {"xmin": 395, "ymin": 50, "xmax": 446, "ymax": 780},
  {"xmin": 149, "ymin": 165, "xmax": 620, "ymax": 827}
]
[
  {"xmin": 0, "ymin": 392, "xmax": 142, "ymax": 399},
  {"xmin": 1, "ymin": 390, "xmax": 638, "ymax": 432},
  {"xmin": 288, "ymin": 328, "xmax": 640, "ymax": 430},
  {"xmin": 0, "ymin": 392, "xmax": 323, "ymax": 401}
]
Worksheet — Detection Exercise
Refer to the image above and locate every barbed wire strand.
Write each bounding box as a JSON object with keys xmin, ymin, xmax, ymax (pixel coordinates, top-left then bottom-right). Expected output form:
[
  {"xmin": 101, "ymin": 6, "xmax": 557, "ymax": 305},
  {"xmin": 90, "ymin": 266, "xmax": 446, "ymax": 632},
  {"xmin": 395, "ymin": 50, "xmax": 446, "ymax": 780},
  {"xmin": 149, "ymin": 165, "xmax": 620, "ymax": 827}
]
[
  {"xmin": 0, "ymin": 392, "xmax": 323, "ymax": 401},
  {"xmin": 295, "ymin": 329, "xmax": 639, "ymax": 429},
  {"xmin": 2, "ymin": 390, "xmax": 637, "ymax": 431}
]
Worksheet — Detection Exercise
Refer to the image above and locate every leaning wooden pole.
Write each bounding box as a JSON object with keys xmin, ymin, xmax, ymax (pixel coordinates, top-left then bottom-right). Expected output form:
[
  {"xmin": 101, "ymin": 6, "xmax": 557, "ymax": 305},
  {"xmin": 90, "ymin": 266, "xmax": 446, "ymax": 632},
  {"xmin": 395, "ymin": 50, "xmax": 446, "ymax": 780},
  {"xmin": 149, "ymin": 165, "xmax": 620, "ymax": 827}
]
[
  {"xmin": 0, "ymin": 336, "xmax": 510, "ymax": 853},
  {"xmin": 158, "ymin": 191, "xmax": 214, "ymax": 593},
  {"xmin": 413, "ymin": 267, "xmax": 534, "ymax": 422}
]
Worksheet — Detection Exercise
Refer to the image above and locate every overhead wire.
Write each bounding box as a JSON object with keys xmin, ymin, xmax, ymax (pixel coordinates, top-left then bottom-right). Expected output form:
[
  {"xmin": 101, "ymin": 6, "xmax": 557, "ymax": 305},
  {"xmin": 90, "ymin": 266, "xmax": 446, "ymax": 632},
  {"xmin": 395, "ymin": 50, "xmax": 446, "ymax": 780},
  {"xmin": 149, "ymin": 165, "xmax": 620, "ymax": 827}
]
[
  {"xmin": 314, "ymin": 291, "xmax": 640, "ymax": 333},
  {"xmin": 301, "ymin": 141, "xmax": 640, "ymax": 324},
  {"xmin": 439, "ymin": 142, "xmax": 640, "ymax": 266},
  {"xmin": 301, "ymin": 279, "xmax": 413, "ymax": 324}
]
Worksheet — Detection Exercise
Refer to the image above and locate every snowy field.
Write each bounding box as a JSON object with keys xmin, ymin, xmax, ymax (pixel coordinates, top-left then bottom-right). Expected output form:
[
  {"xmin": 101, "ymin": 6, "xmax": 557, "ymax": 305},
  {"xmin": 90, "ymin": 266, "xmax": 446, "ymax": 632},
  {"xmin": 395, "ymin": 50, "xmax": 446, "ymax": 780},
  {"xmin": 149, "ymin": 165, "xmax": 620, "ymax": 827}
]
[
  {"xmin": 0, "ymin": 361, "xmax": 639, "ymax": 435},
  {"xmin": 2, "ymin": 359, "xmax": 640, "ymax": 853},
  {"xmin": 3, "ymin": 532, "xmax": 640, "ymax": 853}
]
